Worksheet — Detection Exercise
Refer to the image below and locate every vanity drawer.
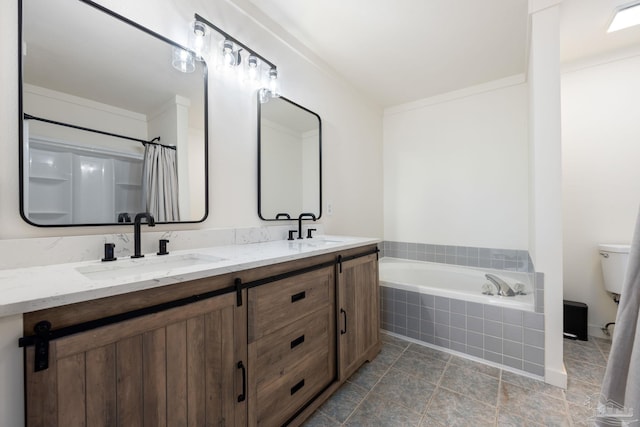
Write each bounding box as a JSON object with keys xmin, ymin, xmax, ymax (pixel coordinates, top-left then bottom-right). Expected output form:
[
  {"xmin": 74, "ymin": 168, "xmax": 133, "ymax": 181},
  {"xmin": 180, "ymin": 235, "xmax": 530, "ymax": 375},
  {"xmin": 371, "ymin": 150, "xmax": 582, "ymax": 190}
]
[
  {"xmin": 248, "ymin": 266, "xmax": 333, "ymax": 341},
  {"xmin": 256, "ymin": 346, "xmax": 332, "ymax": 427},
  {"xmin": 254, "ymin": 306, "xmax": 331, "ymax": 388}
]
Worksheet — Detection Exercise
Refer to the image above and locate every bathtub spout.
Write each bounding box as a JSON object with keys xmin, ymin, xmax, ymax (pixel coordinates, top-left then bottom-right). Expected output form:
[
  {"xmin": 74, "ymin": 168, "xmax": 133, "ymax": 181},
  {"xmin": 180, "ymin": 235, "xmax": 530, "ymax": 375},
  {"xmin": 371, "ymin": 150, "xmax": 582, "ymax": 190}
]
[{"xmin": 485, "ymin": 274, "xmax": 516, "ymax": 297}]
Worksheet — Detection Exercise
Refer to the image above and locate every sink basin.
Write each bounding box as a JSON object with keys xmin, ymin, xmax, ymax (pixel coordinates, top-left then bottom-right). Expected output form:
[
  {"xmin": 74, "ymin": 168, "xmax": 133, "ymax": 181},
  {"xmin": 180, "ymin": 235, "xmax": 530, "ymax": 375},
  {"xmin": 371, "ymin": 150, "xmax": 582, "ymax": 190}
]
[
  {"xmin": 294, "ymin": 238, "xmax": 346, "ymax": 247},
  {"xmin": 76, "ymin": 253, "xmax": 225, "ymax": 280}
]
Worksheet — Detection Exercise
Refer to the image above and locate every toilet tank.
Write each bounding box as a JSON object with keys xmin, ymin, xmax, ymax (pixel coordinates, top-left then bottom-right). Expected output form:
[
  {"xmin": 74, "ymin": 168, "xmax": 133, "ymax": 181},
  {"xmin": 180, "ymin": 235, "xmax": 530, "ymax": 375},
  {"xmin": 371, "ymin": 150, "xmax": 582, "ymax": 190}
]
[{"xmin": 598, "ymin": 244, "xmax": 630, "ymax": 295}]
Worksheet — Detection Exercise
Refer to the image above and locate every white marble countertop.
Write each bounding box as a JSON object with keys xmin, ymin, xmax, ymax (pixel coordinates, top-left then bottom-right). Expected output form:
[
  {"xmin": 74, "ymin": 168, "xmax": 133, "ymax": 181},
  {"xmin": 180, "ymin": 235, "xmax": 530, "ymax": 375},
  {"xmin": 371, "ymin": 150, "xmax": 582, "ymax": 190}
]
[{"xmin": 0, "ymin": 235, "xmax": 379, "ymax": 317}]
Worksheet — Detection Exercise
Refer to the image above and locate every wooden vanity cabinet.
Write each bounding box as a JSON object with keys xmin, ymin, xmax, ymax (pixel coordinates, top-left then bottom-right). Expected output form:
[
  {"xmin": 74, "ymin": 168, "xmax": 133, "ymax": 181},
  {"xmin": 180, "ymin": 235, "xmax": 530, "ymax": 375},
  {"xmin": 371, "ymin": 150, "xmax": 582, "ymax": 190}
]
[
  {"xmin": 22, "ymin": 244, "xmax": 380, "ymax": 427},
  {"xmin": 23, "ymin": 274, "xmax": 247, "ymax": 427},
  {"xmin": 337, "ymin": 252, "xmax": 381, "ymax": 381}
]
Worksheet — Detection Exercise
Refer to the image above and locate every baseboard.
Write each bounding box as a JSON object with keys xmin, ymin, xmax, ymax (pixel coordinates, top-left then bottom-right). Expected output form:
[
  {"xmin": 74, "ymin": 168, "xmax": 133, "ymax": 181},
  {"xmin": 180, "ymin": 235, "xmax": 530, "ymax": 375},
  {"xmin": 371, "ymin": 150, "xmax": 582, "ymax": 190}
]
[
  {"xmin": 545, "ymin": 364, "xmax": 568, "ymax": 389},
  {"xmin": 589, "ymin": 324, "xmax": 614, "ymax": 340}
]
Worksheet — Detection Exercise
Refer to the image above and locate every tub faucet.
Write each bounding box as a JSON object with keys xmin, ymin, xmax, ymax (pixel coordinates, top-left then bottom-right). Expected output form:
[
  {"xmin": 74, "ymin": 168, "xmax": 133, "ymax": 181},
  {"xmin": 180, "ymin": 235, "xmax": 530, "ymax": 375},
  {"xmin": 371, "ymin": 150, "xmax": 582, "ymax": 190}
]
[
  {"xmin": 297, "ymin": 213, "xmax": 316, "ymax": 239},
  {"xmin": 485, "ymin": 274, "xmax": 516, "ymax": 297},
  {"xmin": 132, "ymin": 212, "xmax": 155, "ymax": 258}
]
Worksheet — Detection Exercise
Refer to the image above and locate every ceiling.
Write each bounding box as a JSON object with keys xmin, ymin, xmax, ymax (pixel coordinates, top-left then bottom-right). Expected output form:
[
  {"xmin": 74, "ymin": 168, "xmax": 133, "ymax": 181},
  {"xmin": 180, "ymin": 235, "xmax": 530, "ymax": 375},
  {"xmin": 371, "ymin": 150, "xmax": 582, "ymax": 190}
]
[{"xmin": 247, "ymin": 0, "xmax": 640, "ymax": 108}]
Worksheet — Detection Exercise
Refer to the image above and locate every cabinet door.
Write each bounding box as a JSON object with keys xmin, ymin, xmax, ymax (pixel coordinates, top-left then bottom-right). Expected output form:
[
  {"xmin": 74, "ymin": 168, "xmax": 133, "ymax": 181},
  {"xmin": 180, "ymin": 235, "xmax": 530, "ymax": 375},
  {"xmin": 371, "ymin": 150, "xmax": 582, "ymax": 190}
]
[
  {"xmin": 337, "ymin": 253, "xmax": 381, "ymax": 381},
  {"xmin": 24, "ymin": 292, "xmax": 246, "ymax": 427}
]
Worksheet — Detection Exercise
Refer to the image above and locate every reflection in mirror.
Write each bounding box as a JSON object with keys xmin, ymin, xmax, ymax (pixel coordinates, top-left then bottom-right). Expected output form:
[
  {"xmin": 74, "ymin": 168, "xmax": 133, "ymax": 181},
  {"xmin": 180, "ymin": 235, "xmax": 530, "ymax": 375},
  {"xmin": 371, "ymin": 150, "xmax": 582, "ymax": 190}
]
[
  {"xmin": 258, "ymin": 93, "xmax": 321, "ymax": 220},
  {"xmin": 19, "ymin": 0, "xmax": 208, "ymax": 226}
]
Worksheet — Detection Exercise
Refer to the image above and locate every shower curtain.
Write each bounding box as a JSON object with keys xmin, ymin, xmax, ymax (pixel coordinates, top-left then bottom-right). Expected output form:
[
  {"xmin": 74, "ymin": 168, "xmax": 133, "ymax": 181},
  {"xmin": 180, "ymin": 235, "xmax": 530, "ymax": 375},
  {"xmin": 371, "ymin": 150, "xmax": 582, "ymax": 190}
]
[
  {"xmin": 142, "ymin": 143, "xmax": 180, "ymax": 222},
  {"xmin": 599, "ymin": 205, "xmax": 640, "ymax": 426}
]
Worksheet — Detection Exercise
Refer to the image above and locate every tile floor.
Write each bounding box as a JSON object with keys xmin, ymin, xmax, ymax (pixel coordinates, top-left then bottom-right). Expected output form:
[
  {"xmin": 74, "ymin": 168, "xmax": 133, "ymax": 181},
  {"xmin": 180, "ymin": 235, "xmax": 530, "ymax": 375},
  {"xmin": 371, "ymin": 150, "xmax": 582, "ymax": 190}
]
[{"xmin": 303, "ymin": 332, "xmax": 610, "ymax": 426}]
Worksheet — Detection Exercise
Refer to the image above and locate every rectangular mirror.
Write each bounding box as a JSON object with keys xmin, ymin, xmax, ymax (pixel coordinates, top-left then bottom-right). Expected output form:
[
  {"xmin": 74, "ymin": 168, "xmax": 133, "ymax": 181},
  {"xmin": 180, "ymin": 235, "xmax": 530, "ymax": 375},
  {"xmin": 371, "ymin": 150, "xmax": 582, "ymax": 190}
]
[
  {"xmin": 258, "ymin": 94, "xmax": 322, "ymax": 220},
  {"xmin": 19, "ymin": 0, "xmax": 208, "ymax": 226}
]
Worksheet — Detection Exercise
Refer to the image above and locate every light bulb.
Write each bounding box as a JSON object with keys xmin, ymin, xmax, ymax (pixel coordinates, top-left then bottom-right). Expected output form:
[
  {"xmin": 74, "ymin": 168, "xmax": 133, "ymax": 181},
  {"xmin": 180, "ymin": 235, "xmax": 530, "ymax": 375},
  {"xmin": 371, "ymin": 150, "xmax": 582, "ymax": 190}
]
[{"xmin": 246, "ymin": 55, "xmax": 260, "ymax": 82}]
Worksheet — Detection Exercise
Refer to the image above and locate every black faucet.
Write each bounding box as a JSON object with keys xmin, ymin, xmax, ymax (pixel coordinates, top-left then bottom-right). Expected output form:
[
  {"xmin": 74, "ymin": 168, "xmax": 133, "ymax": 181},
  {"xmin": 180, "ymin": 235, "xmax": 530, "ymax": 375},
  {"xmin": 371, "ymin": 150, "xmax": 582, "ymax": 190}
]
[
  {"xmin": 297, "ymin": 213, "xmax": 316, "ymax": 239},
  {"xmin": 132, "ymin": 212, "xmax": 155, "ymax": 258}
]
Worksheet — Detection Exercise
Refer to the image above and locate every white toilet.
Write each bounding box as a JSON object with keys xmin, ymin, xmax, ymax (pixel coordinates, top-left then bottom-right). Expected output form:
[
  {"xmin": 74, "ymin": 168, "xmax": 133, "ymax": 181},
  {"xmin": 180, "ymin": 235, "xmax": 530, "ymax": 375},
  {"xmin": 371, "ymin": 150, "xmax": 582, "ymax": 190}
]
[{"xmin": 598, "ymin": 243, "xmax": 631, "ymax": 297}]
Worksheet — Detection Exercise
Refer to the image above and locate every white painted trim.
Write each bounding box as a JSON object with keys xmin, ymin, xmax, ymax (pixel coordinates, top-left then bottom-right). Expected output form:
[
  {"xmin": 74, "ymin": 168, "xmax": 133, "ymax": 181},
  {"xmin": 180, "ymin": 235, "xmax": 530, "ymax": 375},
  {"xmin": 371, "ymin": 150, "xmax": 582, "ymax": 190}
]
[
  {"xmin": 545, "ymin": 364, "xmax": 568, "ymax": 389},
  {"xmin": 529, "ymin": 0, "xmax": 562, "ymax": 14},
  {"xmin": 384, "ymin": 74, "xmax": 526, "ymax": 116},
  {"xmin": 24, "ymin": 83, "xmax": 147, "ymax": 122},
  {"xmin": 561, "ymin": 46, "xmax": 640, "ymax": 75}
]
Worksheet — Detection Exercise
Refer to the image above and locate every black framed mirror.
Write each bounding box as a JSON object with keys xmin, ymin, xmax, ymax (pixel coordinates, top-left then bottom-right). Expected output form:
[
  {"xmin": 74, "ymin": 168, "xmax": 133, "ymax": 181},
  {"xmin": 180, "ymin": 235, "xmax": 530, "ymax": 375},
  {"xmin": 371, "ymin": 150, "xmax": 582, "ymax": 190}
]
[
  {"xmin": 19, "ymin": 0, "xmax": 208, "ymax": 226},
  {"xmin": 258, "ymin": 93, "xmax": 322, "ymax": 221}
]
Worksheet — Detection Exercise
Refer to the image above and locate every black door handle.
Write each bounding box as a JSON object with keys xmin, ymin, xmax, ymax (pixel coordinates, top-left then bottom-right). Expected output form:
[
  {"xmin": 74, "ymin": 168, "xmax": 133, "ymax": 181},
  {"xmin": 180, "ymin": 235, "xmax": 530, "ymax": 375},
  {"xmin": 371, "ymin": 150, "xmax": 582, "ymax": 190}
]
[
  {"xmin": 237, "ymin": 361, "xmax": 246, "ymax": 402},
  {"xmin": 340, "ymin": 308, "xmax": 347, "ymax": 335}
]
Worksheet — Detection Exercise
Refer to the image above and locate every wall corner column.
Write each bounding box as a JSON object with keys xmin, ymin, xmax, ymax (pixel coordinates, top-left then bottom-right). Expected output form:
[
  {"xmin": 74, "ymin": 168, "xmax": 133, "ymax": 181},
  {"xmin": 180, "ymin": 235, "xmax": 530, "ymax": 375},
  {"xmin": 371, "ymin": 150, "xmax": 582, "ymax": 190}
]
[{"xmin": 528, "ymin": 0, "xmax": 566, "ymax": 388}]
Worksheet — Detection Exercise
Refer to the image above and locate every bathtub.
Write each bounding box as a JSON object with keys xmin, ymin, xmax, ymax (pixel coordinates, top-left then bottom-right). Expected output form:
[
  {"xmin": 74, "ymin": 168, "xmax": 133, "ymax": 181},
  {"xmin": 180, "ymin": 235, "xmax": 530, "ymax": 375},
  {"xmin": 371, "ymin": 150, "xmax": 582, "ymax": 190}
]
[
  {"xmin": 379, "ymin": 257, "xmax": 535, "ymax": 311},
  {"xmin": 378, "ymin": 257, "xmax": 544, "ymax": 376}
]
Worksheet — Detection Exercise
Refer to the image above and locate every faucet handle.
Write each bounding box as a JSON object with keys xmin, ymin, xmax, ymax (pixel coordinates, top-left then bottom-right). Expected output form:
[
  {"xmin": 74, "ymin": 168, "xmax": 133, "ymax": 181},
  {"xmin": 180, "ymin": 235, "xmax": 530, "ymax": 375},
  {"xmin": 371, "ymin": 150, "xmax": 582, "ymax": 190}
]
[
  {"xmin": 102, "ymin": 243, "xmax": 117, "ymax": 262},
  {"xmin": 157, "ymin": 239, "xmax": 169, "ymax": 256},
  {"xmin": 288, "ymin": 230, "xmax": 297, "ymax": 241},
  {"xmin": 306, "ymin": 228, "xmax": 317, "ymax": 239}
]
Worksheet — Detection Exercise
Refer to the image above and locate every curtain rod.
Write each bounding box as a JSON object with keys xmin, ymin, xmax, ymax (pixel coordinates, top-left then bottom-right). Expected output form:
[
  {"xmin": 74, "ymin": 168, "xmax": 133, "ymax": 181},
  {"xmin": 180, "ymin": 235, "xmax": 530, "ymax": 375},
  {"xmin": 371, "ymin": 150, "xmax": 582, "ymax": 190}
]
[{"xmin": 23, "ymin": 114, "xmax": 176, "ymax": 150}]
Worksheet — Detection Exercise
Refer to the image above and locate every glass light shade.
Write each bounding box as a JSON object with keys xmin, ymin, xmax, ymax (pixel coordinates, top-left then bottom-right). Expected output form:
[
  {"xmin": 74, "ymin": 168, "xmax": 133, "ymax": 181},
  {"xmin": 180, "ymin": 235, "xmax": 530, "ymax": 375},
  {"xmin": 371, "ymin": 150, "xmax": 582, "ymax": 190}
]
[
  {"xmin": 222, "ymin": 39, "xmax": 238, "ymax": 67},
  {"xmin": 246, "ymin": 54, "xmax": 261, "ymax": 83},
  {"xmin": 189, "ymin": 20, "xmax": 210, "ymax": 60},
  {"xmin": 171, "ymin": 47, "xmax": 195, "ymax": 73},
  {"xmin": 268, "ymin": 68, "xmax": 279, "ymax": 96}
]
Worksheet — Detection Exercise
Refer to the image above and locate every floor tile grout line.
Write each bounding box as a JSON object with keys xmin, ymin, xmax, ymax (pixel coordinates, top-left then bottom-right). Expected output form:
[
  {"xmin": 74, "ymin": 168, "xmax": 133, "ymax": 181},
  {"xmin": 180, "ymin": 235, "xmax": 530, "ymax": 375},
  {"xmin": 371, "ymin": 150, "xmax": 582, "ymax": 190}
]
[
  {"xmin": 307, "ymin": 334, "xmax": 611, "ymax": 426},
  {"xmin": 339, "ymin": 343, "xmax": 410, "ymax": 426}
]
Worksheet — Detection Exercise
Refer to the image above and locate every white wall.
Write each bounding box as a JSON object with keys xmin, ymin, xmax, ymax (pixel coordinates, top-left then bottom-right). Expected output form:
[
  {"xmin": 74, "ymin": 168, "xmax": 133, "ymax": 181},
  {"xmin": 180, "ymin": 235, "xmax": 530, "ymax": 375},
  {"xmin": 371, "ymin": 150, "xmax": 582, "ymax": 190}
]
[
  {"xmin": 562, "ymin": 53, "xmax": 640, "ymax": 337},
  {"xmin": 383, "ymin": 77, "xmax": 529, "ymax": 249},
  {"xmin": 0, "ymin": 0, "xmax": 383, "ymax": 240}
]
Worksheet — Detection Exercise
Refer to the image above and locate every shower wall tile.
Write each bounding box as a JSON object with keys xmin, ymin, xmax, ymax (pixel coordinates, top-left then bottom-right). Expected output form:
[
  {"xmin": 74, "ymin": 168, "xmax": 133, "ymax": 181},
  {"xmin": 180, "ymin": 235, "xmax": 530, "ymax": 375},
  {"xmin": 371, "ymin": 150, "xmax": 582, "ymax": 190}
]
[
  {"xmin": 466, "ymin": 302, "xmax": 484, "ymax": 318},
  {"xmin": 381, "ymin": 241, "xmax": 536, "ymax": 273},
  {"xmin": 484, "ymin": 306, "xmax": 502, "ymax": 322},
  {"xmin": 503, "ymin": 324, "xmax": 523, "ymax": 343}
]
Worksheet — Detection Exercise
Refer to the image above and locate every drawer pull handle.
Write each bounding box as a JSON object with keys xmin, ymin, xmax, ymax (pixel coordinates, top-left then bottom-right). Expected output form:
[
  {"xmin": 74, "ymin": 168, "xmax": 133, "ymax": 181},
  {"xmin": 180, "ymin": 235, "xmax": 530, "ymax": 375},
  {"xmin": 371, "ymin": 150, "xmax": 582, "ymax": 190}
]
[
  {"xmin": 290, "ymin": 335, "xmax": 305, "ymax": 349},
  {"xmin": 290, "ymin": 379, "xmax": 305, "ymax": 395},
  {"xmin": 291, "ymin": 291, "xmax": 306, "ymax": 303},
  {"xmin": 340, "ymin": 308, "xmax": 347, "ymax": 335}
]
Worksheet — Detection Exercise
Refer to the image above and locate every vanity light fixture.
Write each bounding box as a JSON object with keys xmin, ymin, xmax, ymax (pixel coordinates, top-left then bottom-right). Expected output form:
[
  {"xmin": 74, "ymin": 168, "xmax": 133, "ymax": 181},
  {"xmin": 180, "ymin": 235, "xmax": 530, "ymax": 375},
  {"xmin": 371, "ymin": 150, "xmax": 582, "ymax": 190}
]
[
  {"xmin": 608, "ymin": 1, "xmax": 640, "ymax": 32},
  {"xmin": 188, "ymin": 13, "xmax": 279, "ymax": 94}
]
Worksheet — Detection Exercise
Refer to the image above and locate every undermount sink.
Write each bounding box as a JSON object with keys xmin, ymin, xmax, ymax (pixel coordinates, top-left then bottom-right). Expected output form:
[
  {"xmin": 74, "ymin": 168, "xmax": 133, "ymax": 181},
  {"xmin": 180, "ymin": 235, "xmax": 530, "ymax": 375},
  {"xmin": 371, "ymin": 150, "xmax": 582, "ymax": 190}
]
[
  {"xmin": 75, "ymin": 253, "xmax": 225, "ymax": 280},
  {"xmin": 294, "ymin": 238, "xmax": 345, "ymax": 246}
]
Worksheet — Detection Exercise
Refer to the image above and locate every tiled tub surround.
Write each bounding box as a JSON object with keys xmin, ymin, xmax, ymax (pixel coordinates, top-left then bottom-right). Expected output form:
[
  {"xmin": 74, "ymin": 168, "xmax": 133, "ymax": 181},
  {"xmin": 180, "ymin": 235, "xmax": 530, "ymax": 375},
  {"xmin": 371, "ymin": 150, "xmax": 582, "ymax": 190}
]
[
  {"xmin": 380, "ymin": 284, "xmax": 546, "ymax": 377},
  {"xmin": 380, "ymin": 241, "xmax": 534, "ymax": 273}
]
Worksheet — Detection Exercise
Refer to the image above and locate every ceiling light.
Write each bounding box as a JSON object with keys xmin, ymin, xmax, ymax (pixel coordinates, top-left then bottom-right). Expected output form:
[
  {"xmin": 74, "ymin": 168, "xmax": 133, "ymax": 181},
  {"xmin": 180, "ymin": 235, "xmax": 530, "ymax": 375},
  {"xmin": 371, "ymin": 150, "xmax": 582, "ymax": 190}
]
[{"xmin": 608, "ymin": 2, "xmax": 640, "ymax": 32}]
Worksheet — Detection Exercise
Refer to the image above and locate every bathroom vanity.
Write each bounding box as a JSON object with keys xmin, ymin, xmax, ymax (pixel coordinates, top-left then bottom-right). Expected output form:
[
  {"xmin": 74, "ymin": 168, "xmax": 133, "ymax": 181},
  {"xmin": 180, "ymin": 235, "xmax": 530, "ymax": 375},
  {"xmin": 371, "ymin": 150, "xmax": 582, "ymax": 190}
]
[{"xmin": 5, "ymin": 237, "xmax": 380, "ymax": 427}]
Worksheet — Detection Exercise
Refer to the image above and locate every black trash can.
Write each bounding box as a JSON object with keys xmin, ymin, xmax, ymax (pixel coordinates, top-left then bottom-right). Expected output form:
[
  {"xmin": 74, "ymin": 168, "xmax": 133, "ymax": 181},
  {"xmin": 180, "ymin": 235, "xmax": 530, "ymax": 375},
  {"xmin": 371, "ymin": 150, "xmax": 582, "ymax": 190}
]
[{"xmin": 563, "ymin": 300, "xmax": 588, "ymax": 341}]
